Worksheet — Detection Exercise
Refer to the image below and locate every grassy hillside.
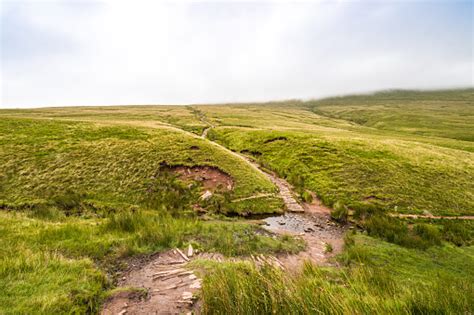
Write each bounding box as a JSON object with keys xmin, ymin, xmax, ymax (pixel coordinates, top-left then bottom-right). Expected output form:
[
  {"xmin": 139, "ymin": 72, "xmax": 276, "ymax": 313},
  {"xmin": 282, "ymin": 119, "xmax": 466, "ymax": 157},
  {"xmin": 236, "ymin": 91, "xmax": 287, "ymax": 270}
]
[
  {"xmin": 0, "ymin": 117, "xmax": 281, "ymax": 215},
  {"xmin": 310, "ymin": 89, "xmax": 474, "ymax": 142},
  {"xmin": 199, "ymin": 89, "xmax": 474, "ymax": 216},
  {"xmin": 0, "ymin": 88, "xmax": 473, "ymax": 313},
  {"xmin": 0, "ymin": 115, "xmax": 302, "ymax": 314}
]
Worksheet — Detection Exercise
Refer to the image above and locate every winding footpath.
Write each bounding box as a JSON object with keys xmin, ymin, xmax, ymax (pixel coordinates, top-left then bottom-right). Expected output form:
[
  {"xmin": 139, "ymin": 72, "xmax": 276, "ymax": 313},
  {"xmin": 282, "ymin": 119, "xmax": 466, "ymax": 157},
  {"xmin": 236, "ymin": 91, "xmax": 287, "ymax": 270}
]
[{"xmin": 101, "ymin": 116, "xmax": 346, "ymax": 315}]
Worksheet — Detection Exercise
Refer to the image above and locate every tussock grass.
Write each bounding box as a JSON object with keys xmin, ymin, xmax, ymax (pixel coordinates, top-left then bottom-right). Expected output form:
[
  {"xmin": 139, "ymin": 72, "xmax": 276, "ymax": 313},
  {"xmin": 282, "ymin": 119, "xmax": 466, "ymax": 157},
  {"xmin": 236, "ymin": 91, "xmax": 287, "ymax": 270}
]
[
  {"xmin": 0, "ymin": 118, "xmax": 279, "ymax": 215},
  {"xmin": 0, "ymin": 116, "xmax": 300, "ymax": 313},
  {"xmin": 0, "ymin": 210, "xmax": 302, "ymax": 314},
  {"xmin": 210, "ymin": 127, "xmax": 474, "ymax": 216},
  {"xmin": 201, "ymin": 235, "xmax": 473, "ymax": 314}
]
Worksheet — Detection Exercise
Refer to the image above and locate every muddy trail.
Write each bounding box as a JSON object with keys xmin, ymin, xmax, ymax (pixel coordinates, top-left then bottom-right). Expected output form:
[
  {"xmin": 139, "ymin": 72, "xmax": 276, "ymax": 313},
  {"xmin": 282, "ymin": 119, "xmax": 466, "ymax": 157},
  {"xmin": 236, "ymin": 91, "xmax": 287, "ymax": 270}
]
[{"xmin": 102, "ymin": 119, "xmax": 346, "ymax": 314}]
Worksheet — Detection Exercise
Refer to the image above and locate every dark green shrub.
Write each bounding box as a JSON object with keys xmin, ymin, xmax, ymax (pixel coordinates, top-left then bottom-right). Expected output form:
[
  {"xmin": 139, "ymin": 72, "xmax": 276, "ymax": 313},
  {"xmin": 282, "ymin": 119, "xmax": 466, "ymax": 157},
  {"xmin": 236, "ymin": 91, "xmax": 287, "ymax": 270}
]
[
  {"xmin": 200, "ymin": 191, "xmax": 231, "ymax": 214},
  {"xmin": 350, "ymin": 202, "xmax": 380, "ymax": 219},
  {"xmin": 144, "ymin": 171, "xmax": 198, "ymax": 216},
  {"xmin": 364, "ymin": 215, "xmax": 408, "ymax": 244}
]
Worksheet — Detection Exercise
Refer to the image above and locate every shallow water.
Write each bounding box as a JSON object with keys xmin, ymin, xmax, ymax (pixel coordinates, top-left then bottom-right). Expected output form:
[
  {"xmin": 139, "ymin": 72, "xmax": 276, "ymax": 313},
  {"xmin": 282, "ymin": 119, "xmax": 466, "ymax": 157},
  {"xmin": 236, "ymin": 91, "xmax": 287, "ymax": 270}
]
[{"xmin": 263, "ymin": 213, "xmax": 318, "ymax": 234}]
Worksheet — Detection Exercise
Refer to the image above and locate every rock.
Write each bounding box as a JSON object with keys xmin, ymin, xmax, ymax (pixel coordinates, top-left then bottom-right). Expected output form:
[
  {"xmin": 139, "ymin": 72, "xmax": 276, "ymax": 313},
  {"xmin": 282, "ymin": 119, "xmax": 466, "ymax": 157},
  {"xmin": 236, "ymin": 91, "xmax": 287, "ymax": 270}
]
[
  {"xmin": 422, "ymin": 210, "xmax": 433, "ymax": 217},
  {"xmin": 304, "ymin": 227, "xmax": 314, "ymax": 233},
  {"xmin": 200, "ymin": 190, "xmax": 213, "ymax": 200},
  {"xmin": 278, "ymin": 221, "xmax": 286, "ymax": 225},
  {"xmin": 182, "ymin": 291, "xmax": 193, "ymax": 300},
  {"xmin": 189, "ymin": 280, "xmax": 202, "ymax": 289},
  {"xmin": 187, "ymin": 244, "xmax": 194, "ymax": 257}
]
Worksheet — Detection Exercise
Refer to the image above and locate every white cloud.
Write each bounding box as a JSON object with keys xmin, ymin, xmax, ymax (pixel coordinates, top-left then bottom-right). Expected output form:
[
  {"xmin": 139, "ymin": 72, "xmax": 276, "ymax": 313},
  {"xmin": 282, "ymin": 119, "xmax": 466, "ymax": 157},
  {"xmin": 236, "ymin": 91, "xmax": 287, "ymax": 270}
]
[{"xmin": 1, "ymin": 0, "xmax": 472, "ymax": 107}]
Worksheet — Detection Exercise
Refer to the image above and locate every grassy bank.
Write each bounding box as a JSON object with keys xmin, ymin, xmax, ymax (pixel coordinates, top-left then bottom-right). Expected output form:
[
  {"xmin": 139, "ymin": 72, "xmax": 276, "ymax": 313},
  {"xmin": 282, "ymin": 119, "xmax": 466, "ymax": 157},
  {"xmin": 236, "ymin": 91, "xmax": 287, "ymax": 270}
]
[
  {"xmin": 0, "ymin": 117, "xmax": 281, "ymax": 215},
  {"xmin": 199, "ymin": 235, "xmax": 474, "ymax": 314},
  {"xmin": 0, "ymin": 210, "xmax": 302, "ymax": 314},
  {"xmin": 0, "ymin": 115, "xmax": 301, "ymax": 313}
]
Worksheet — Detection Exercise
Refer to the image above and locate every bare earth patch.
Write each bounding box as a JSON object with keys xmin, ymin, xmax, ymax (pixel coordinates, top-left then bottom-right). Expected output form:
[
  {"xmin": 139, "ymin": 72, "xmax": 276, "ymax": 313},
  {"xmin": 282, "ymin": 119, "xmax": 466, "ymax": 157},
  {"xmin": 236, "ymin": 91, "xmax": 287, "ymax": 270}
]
[
  {"xmin": 171, "ymin": 165, "xmax": 234, "ymax": 192},
  {"xmin": 101, "ymin": 250, "xmax": 201, "ymax": 315}
]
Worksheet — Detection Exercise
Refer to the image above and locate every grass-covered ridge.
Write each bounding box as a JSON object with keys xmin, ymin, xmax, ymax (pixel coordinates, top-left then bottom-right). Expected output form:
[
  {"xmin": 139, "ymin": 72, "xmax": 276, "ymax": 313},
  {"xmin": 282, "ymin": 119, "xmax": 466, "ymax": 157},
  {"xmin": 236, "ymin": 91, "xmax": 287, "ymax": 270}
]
[
  {"xmin": 198, "ymin": 89, "xmax": 474, "ymax": 216},
  {"xmin": 0, "ymin": 117, "xmax": 280, "ymax": 215},
  {"xmin": 208, "ymin": 127, "xmax": 473, "ymax": 216},
  {"xmin": 0, "ymin": 114, "xmax": 297, "ymax": 313},
  {"xmin": 310, "ymin": 88, "xmax": 474, "ymax": 142}
]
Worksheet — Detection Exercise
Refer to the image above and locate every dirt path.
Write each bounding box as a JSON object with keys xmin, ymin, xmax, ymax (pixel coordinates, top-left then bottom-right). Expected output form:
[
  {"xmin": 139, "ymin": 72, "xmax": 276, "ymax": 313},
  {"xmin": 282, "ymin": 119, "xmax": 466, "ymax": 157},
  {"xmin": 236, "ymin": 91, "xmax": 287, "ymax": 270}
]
[
  {"xmin": 230, "ymin": 192, "xmax": 276, "ymax": 202},
  {"xmin": 102, "ymin": 115, "xmax": 346, "ymax": 314},
  {"xmin": 201, "ymin": 126, "xmax": 211, "ymax": 139},
  {"xmin": 194, "ymin": 118, "xmax": 346, "ymax": 266},
  {"xmin": 389, "ymin": 213, "xmax": 474, "ymax": 220},
  {"xmin": 192, "ymin": 110, "xmax": 346, "ymax": 265},
  {"xmin": 102, "ymin": 250, "xmax": 201, "ymax": 315}
]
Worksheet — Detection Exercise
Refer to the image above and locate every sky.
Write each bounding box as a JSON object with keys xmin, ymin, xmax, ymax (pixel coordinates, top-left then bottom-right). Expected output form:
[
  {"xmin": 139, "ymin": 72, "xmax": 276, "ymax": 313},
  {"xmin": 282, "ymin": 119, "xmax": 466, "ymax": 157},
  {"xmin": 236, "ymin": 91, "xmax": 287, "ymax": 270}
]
[{"xmin": 0, "ymin": 0, "xmax": 472, "ymax": 108}]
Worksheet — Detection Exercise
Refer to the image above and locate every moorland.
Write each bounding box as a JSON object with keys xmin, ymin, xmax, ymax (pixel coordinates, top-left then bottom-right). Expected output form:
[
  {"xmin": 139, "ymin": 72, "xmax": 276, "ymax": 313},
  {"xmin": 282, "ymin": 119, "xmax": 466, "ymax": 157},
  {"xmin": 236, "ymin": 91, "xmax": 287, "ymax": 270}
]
[{"xmin": 0, "ymin": 88, "xmax": 473, "ymax": 314}]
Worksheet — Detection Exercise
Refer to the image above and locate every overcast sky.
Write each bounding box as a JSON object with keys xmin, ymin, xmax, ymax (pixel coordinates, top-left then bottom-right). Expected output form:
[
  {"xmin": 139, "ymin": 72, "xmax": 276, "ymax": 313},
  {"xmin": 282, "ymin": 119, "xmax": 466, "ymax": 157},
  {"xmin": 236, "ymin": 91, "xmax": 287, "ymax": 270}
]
[{"xmin": 1, "ymin": 0, "xmax": 472, "ymax": 108}]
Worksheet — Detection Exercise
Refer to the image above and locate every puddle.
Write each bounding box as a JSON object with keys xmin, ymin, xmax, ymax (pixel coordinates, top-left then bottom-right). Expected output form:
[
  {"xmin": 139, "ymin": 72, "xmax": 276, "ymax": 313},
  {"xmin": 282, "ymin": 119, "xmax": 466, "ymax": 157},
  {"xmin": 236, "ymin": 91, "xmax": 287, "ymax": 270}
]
[
  {"xmin": 263, "ymin": 213, "xmax": 320, "ymax": 234},
  {"xmin": 260, "ymin": 212, "xmax": 346, "ymax": 240}
]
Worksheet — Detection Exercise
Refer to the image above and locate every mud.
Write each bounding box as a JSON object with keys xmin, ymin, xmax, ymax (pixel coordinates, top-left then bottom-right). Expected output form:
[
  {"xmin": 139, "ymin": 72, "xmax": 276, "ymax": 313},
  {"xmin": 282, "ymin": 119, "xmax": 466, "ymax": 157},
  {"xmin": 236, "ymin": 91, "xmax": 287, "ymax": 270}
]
[
  {"xmin": 263, "ymin": 210, "xmax": 348, "ymax": 267},
  {"xmin": 169, "ymin": 165, "xmax": 234, "ymax": 192}
]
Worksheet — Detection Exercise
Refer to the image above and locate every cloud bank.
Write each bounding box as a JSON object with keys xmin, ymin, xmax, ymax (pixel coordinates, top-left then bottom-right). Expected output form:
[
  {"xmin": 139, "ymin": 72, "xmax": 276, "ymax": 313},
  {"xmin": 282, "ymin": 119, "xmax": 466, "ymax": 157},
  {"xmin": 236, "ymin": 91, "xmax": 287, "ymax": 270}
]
[{"xmin": 1, "ymin": 0, "xmax": 472, "ymax": 107}]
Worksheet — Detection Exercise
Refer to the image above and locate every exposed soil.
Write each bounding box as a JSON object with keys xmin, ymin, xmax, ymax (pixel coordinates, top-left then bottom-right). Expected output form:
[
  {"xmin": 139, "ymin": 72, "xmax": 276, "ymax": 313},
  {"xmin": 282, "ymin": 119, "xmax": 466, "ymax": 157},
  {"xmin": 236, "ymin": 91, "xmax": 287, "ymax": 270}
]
[
  {"xmin": 263, "ymin": 136, "xmax": 288, "ymax": 144},
  {"xmin": 101, "ymin": 250, "xmax": 201, "ymax": 315},
  {"xmin": 303, "ymin": 194, "xmax": 334, "ymax": 215},
  {"xmin": 196, "ymin": 120, "xmax": 347, "ymax": 264},
  {"xmin": 201, "ymin": 127, "xmax": 211, "ymax": 139},
  {"xmin": 170, "ymin": 165, "xmax": 234, "ymax": 192}
]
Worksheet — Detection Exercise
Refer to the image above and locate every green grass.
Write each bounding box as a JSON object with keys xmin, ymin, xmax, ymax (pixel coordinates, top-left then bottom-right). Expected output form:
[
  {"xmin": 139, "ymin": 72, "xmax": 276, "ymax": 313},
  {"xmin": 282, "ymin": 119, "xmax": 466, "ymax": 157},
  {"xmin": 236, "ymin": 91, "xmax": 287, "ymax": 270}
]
[
  {"xmin": 198, "ymin": 89, "xmax": 474, "ymax": 216},
  {"xmin": 310, "ymin": 89, "xmax": 474, "ymax": 142},
  {"xmin": 199, "ymin": 235, "xmax": 474, "ymax": 314},
  {"xmin": 0, "ymin": 210, "xmax": 302, "ymax": 314},
  {"xmin": 209, "ymin": 127, "xmax": 473, "ymax": 216},
  {"xmin": 0, "ymin": 117, "xmax": 280, "ymax": 215},
  {"xmin": 1, "ymin": 88, "xmax": 473, "ymax": 314},
  {"xmin": 0, "ymin": 114, "xmax": 300, "ymax": 313}
]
